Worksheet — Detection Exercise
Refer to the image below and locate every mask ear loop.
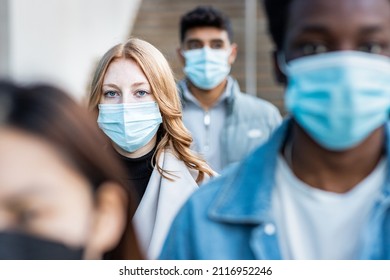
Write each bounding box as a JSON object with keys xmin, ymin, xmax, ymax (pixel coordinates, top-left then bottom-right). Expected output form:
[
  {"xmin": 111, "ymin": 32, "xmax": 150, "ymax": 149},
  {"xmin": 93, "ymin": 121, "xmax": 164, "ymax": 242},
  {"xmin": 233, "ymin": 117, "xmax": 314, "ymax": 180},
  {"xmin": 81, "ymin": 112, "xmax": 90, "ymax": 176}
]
[
  {"xmin": 226, "ymin": 46, "xmax": 233, "ymax": 56},
  {"xmin": 277, "ymin": 52, "xmax": 289, "ymax": 75},
  {"xmin": 276, "ymin": 52, "xmax": 294, "ymax": 118}
]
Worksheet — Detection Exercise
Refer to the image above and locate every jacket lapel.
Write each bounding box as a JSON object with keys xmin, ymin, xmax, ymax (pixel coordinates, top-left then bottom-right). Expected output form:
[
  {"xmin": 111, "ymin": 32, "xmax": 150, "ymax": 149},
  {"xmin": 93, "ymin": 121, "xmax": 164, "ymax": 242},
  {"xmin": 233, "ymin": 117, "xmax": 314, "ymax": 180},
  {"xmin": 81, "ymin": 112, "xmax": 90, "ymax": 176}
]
[{"xmin": 208, "ymin": 119, "xmax": 291, "ymax": 259}]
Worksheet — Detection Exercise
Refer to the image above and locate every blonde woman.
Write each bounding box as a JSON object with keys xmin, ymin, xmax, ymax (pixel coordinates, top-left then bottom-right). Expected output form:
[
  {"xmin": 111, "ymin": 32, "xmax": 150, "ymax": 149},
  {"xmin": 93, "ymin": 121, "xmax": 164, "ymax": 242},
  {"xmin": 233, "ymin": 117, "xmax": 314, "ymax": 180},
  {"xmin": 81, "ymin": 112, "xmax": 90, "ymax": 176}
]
[{"xmin": 88, "ymin": 38, "xmax": 214, "ymax": 259}]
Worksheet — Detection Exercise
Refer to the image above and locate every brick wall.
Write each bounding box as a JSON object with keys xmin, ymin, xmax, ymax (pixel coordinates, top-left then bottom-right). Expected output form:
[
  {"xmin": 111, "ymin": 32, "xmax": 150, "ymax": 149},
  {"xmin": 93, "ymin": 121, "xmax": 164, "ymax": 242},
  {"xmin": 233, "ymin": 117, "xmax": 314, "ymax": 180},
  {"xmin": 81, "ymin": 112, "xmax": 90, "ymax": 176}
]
[{"xmin": 130, "ymin": 0, "xmax": 285, "ymax": 114}]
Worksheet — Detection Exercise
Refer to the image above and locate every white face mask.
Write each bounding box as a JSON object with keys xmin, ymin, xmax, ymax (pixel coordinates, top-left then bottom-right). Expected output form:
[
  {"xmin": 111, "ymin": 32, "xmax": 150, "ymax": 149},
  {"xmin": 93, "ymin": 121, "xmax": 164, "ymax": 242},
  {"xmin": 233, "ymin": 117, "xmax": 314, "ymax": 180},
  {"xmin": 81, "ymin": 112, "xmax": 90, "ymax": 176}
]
[
  {"xmin": 97, "ymin": 101, "xmax": 162, "ymax": 153},
  {"xmin": 183, "ymin": 46, "xmax": 231, "ymax": 90}
]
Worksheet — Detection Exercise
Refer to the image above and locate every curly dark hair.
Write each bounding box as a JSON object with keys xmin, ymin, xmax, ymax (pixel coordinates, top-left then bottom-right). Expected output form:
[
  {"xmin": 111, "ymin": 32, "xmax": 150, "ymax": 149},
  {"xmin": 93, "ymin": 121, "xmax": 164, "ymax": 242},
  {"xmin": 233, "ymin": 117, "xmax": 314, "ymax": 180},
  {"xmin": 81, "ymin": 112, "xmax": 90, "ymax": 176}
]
[
  {"xmin": 262, "ymin": 0, "xmax": 293, "ymax": 51},
  {"xmin": 179, "ymin": 5, "xmax": 233, "ymax": 43}
]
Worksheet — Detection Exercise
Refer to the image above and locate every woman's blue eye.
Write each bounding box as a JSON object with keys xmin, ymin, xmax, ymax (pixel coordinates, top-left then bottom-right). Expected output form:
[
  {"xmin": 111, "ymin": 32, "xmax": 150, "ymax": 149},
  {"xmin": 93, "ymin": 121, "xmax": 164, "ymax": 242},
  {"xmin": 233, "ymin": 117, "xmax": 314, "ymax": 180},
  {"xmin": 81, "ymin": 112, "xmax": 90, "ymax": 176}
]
[
  {"xmin": 104, "ymin": 91, "xmax": 118, "ymax": 98},
  {"xmin": 136, "ymin": 90, "xmax": 148, "ymax": 97}
]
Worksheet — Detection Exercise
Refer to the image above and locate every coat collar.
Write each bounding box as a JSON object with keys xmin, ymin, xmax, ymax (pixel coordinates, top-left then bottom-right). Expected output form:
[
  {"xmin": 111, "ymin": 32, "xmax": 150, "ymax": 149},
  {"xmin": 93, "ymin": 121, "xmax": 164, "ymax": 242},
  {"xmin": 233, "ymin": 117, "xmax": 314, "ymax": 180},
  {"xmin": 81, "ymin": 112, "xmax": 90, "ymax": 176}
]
[
  {"xmin": 178, "ymin": 76, "xmax": 239, "ymax": 108},
  {"xmin": 208, "ymin": 119, "xmax": 291, "ymax": 223},
  {"xmin": 208, "ymin": 119, "xmax": 390, "ymax": 224}
]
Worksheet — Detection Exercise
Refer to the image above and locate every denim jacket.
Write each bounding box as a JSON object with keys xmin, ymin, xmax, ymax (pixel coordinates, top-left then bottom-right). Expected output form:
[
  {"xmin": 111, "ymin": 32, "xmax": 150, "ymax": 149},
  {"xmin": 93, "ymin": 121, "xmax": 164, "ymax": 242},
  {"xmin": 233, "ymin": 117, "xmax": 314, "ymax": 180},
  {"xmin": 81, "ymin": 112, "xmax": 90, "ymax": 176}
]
[{"xmin": 160, "ymin": 119, "xmax": 390, "ymax": 259}]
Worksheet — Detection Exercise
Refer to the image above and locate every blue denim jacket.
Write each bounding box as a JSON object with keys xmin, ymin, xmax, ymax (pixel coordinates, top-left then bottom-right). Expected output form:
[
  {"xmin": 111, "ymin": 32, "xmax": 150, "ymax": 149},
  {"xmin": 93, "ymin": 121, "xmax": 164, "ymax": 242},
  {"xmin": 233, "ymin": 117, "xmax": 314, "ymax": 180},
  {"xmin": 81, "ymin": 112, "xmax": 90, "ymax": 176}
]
[{"xmin": 160, "ymin": 119, "xmax": 390, "ymax": 259}]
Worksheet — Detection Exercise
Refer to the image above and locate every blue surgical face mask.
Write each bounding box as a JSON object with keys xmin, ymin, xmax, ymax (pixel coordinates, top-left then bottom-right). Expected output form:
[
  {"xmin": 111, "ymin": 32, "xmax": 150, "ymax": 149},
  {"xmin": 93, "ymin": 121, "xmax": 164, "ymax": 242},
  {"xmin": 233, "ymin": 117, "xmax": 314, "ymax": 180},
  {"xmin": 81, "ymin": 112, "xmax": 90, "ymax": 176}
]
[
  {"xmin": 282, "ymin": 51, "xmax": 390, "ymax": 151},
  {"xmin": 183, "ymin": 46, "xmax": 231, "ymax": 90},
  {"xmin": 97, "ymin": 101, "xmax": 162, "ymax": 153}
]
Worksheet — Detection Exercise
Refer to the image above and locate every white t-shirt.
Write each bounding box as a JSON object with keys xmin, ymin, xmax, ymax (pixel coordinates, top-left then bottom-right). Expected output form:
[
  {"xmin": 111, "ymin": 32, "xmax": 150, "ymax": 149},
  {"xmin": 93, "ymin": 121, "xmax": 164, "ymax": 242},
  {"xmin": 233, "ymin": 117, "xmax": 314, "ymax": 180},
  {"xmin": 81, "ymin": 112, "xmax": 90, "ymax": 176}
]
[{"xmin": 272, "ymin": 155, "xmax": 386, "ymax": 259}]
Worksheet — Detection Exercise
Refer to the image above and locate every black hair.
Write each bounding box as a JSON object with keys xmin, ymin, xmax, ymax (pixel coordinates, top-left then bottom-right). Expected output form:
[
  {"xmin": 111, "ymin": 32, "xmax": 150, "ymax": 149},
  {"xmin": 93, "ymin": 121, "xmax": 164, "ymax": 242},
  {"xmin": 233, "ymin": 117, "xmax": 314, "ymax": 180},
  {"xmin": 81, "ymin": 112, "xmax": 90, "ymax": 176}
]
[
  {"xmin": 263, "ymin": 0, "xmax": 293, "ymax": 51},
  {"xmin": 180, "ymin": 5, "xmax": 233, "ymax": 43}
]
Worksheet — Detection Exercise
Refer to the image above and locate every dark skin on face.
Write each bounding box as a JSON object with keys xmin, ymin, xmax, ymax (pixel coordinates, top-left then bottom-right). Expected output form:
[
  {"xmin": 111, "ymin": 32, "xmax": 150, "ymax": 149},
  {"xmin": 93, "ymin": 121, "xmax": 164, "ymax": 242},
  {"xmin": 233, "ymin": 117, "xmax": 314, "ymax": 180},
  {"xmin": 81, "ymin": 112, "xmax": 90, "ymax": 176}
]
[{"xmin": 278, "ymin": 0, "xmax": 390, "ymax": 193}]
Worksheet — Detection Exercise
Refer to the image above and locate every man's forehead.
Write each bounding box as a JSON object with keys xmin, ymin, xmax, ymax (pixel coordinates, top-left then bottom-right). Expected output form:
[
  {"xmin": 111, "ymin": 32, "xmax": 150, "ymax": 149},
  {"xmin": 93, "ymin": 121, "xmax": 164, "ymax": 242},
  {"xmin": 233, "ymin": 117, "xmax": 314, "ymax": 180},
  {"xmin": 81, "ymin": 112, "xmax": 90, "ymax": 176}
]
[
  {"xmin": 184, "ymin": 27, "xmax": 229, "ymax": 42},
  {"xmin": 288, "ymin": 0, "xmax": 390, "ymax": 24},
  {"xmin": 284, "ymin": 0, "xmax": 390, "ymax": 42}
]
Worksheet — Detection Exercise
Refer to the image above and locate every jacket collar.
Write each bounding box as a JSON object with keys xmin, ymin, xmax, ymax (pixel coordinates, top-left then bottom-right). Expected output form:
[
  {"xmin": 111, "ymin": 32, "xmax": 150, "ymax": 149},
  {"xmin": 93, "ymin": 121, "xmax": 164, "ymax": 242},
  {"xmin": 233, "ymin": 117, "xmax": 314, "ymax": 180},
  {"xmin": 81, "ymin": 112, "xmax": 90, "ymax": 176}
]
[
  {"xmin": 208, "ymin": 119, "xmax": 291, "ymax": 224},
  {"xmin": 178, "ymin": 76, "xmax": 239, "ymax": 109},
  {"xmin": 209, "ymin": 119, "xmax": 390, "ymax": 224}
]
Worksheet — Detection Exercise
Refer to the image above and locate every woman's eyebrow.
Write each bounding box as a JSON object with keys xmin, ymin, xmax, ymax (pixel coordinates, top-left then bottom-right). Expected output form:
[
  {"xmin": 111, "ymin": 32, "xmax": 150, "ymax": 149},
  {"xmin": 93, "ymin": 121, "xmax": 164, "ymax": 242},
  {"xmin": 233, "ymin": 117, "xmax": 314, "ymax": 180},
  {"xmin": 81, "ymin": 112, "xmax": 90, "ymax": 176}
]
[
  {"xmin": 131, "ymin": 82, "xmax": 149, "ymax": 87},
  {"xmin": 102, "ymin": 83, "xmax": 120, "ymax": 89}
]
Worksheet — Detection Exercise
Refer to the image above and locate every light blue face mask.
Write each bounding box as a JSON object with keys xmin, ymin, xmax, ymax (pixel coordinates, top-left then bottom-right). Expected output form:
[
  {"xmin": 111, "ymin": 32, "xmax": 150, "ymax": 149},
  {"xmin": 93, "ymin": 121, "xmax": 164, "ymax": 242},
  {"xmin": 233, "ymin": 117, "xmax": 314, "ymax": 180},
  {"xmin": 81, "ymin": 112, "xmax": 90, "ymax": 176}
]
[
  {"xmin": 183, "ymin": 46, "xmax": 231, "ymax": 90},
  {"xmin": 97, "ymin": 101, "xmax": 162, "ymax": 153},
  {"xmin": 282, "ymin": 51, "xmax": 390, "ymax": 151}
]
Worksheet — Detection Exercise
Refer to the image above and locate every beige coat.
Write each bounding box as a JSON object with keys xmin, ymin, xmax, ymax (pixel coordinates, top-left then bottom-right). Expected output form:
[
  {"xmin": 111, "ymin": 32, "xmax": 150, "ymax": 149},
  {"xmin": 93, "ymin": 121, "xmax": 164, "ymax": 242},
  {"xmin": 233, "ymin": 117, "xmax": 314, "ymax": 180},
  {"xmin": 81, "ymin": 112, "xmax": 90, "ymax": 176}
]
[{"xmin": 133, "ymin": 149, "xmax": 210, "ymax": 259}]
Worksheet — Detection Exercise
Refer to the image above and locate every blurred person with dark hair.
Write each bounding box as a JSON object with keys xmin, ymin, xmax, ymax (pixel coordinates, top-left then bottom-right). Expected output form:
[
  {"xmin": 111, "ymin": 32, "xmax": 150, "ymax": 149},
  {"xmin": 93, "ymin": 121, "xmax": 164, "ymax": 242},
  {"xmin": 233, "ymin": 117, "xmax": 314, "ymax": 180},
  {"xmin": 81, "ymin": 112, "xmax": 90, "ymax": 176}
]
[
  {"xmin": 88, "ymin": 37, "xmax": 214, "ymax": 259},
  {"xmin": 177, "ymin": 5, "xmax": 282, "ymax": 173},
  {"xmin": 0, "ymin": 81, "xmax": 142, "ymax": 259},
  {"xmin": 161, "ymin": 0, "xmax": 390, "ymax": 259}
]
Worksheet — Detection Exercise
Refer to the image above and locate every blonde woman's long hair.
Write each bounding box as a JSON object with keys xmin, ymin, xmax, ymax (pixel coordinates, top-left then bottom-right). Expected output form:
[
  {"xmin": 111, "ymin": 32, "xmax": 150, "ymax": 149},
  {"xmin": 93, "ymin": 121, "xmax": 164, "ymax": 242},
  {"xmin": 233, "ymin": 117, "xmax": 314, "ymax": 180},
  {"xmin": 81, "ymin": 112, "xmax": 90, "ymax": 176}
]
[{"xmin": 88, "ymin": 38, "xmax": 213, "ymax": 183}]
